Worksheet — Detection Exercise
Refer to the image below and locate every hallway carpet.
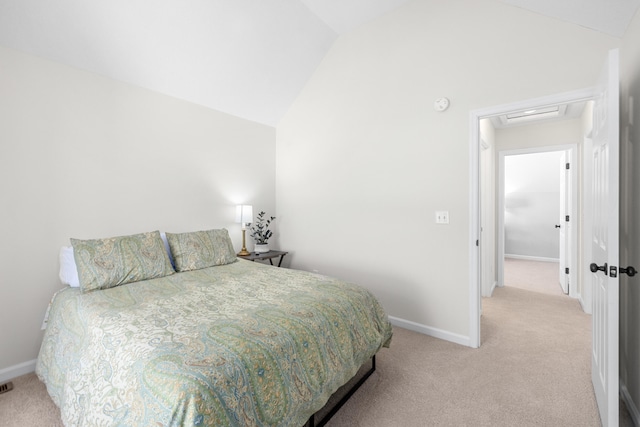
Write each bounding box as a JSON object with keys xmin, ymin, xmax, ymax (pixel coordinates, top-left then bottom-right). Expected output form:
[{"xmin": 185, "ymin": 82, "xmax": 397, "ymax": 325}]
[{"xmin": 504, "ymin": 257, "xmax": 565, "ymax": 296}]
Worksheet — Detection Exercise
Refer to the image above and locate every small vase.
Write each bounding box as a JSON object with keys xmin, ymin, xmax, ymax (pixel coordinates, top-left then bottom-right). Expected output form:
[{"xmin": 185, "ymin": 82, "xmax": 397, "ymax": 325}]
[{"xmin": 254, "ymin": 243, "xmax": 270, "ymax": 253}]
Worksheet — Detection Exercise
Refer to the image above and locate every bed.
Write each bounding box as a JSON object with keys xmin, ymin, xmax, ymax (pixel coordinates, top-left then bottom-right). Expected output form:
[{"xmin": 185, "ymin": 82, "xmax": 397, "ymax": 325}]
[{"xmin": 36, "ymin": 229, "xmax": 392, "ymax": 426}]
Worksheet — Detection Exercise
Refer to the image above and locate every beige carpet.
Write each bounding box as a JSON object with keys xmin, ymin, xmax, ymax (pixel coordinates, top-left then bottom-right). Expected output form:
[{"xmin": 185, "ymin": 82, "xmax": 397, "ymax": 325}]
[
  {"xmin": 0, "ymin": 287, "xmax": 632, "ymax": 426},
  {"xmin": 0, "ymin": 372, "xmax": 63, "ymax": 427},
  {"xmin": 327, "ymin": 287, "xmax": 605, "ymax": 426},
  {"xmin": 504, "ymin": 257, "xmax": 565, "ymax": 296}
]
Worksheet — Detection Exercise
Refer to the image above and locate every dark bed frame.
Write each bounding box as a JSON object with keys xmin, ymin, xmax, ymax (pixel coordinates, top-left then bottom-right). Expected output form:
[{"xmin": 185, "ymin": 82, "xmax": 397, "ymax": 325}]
[{"xmin": 306, "ymin": 355, "xmax": 376, "ymax": 427}]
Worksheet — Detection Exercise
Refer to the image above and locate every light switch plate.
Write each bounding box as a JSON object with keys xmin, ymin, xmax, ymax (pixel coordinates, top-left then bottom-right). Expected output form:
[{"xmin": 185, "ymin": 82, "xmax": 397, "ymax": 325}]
[{"xmin": 435, "ymin": 211, "xmax": 449, "ymax": 224}]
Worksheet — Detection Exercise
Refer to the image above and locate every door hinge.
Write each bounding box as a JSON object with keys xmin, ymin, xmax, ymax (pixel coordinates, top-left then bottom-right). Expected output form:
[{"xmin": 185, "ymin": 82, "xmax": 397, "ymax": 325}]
[
  {"xmin": 565, "ymin": 215, "xmax": 570, "ymax": 222},
  {"xmin": 565, "ymin": 267, "xmax": 569, "ymax": 274},
  {"xmin": 476, "ymin": 239, "xmax": 479, "ymax": 247},
  {"xmin": 566, "ymin": 163, "xmax": 570, "ymax": 170}
]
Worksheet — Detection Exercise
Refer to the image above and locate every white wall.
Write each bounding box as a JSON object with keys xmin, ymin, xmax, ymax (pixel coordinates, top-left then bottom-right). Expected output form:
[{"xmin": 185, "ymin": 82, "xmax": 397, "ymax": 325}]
[
  {"xmin": 619, "ymin": 7, "xmax": 640, "ymax": 424},
  {"xmin": 0, "ymin": 46, "xmax": 276, "ymax": 376},
  {"xmin": 276, "ymin": 0, "xmax": 619, "ymax": 343},
  {"xmin": 495, "ymin": 119, "xmax": 583, "ymax": 152},
  {"xmin": 503, "ymin": 151, "xmax": 563, "ymax": 259}
]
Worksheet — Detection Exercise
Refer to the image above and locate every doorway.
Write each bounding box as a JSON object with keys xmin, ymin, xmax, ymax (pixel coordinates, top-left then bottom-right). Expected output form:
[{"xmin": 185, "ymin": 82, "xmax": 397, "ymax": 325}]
[
  {"xmin": 468, "ymin": 87, "xmax": 595, "ymax": 349},
  {"xmin": 498, "ymin": 147, "xmax": 578, "ymax": 297}
]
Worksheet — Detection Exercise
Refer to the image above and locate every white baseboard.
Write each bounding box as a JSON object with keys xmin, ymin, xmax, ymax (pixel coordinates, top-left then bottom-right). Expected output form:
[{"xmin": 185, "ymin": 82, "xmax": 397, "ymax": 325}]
[
  {"xmin": 621, "ymin": 380, "xmax": 640, "ymax": 426},
  {"xmin": 504, "ymin": 254, "xmax": 560, "ymax": 263},
  {"xmin": 481, "ymin": 281, "xmax": 498, "ymax": 297},
  {"xmin": 388, "ymin": 316, "xmax": 471, "ymax": 347},
  {"xmin": 577, "ymin": 294, "xmax": 591, "ymax": 314},
  {"xmin": 0, "ymin": 359, "xmax": 37, "ymax": 384}
]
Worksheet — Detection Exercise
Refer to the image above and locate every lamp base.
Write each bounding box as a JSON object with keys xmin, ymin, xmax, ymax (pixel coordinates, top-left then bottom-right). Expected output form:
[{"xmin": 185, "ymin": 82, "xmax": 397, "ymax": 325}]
[{"xmin": 237, "ymin": 228, "xmax": 250, "ymax": 256}]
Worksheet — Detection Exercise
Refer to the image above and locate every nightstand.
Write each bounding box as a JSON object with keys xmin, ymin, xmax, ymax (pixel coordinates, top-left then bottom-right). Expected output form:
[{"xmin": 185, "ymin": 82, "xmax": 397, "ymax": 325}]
[{"xmin": 237, "ymin": 250, "xmax": 288, "ymax": 267}]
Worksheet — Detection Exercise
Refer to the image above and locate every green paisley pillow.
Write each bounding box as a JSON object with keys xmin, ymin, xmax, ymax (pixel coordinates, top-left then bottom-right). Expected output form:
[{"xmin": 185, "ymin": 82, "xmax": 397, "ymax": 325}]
[
  {"xmin": 71, "ymin": 231, "xmax": 175, "ymax": 292},
  {"xmin": 166, "ymin": 229, "xmax": 237, "ymax": 272}
]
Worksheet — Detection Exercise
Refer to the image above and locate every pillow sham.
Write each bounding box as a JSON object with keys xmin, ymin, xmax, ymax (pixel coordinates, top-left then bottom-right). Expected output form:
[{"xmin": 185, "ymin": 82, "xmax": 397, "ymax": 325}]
[
  {"xmin": 59, "ymin": 246, "xmax": 80, "ymax": 288},
  {"xmin": 71, "ymin": 230, "xmax": 175, "ymax": 292},
  {"xmin": 166, "ymin": 228, "xmax": 236, "ymax": 272}
]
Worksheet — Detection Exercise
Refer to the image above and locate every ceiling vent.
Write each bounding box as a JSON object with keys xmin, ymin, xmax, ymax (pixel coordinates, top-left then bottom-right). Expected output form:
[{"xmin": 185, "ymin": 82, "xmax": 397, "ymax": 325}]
[
  {"xmin": 500, "ymin": 105, "xmax": 567, "ymax": 126},
  {"xmin": 488, "ymin": 101, "xmax": 587, "ymax": 129}
]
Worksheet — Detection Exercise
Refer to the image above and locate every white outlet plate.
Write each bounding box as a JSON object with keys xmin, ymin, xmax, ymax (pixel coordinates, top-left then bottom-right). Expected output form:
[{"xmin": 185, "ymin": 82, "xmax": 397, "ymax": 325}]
[{"xmin": 435, "ymin": 211, "xmax": 449, "ymax": 224}]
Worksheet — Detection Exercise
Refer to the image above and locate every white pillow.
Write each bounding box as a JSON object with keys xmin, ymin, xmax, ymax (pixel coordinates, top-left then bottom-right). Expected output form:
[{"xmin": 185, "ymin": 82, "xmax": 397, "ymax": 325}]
[
  {"xmin": 160, "ymin": 231, "xmax": 175, "ymax": 269},
  {"xmin": 59, "ymin": 246, "xmax": 80, "ymax": 287}
]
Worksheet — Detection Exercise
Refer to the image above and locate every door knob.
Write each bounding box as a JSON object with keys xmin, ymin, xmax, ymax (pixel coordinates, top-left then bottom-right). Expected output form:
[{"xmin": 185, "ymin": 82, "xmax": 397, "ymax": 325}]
[
  {"xmin": 590, "ymin": 262, "xmax": 608, "ymax": 274},
  {"xmin": 555, "ymin": 225, "xmax": 561, "ymax": 228},
  {"xmin": 620, "ymin": 266, "xmax": 637, "ymax": 277}
]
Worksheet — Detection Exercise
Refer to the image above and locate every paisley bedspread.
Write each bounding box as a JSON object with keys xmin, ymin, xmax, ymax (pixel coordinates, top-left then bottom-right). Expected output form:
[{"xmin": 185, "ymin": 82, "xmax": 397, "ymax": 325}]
[{"xmin": 36, "ymin": 259, "xmax": 392, "ymax": 426}]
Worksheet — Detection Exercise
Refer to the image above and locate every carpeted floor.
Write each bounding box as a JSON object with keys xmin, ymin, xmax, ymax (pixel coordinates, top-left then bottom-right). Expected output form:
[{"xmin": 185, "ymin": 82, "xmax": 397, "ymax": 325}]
[
  {"xmin": 327, "ymin": 286, "xmax": 618, "ymax": 426},
  {"xmin": 0, "ymin": 287, "xmax": 633, "ymax": 426},
  {"xmin": 503, "ymin": 257, "xmax": 564, "ymax": 295}
]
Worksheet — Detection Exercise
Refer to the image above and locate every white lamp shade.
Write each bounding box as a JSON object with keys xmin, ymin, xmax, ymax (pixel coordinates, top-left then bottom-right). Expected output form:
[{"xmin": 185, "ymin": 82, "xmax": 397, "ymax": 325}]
[{"xmin": 235, "ymin": 205, "xmax": 253, "ymax": 224}]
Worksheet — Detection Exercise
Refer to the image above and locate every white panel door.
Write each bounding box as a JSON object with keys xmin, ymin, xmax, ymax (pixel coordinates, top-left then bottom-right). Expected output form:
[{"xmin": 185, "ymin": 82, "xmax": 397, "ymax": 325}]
[{"xmin": 590, "ymin": 49, "xmax": 620, "ymax": 427}]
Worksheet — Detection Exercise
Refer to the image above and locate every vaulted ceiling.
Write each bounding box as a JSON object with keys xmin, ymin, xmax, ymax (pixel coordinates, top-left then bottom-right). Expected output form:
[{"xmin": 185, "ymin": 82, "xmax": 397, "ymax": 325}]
[{"xmin": 0, "ymin": 0, "xmax": 637, "ymax": 127}]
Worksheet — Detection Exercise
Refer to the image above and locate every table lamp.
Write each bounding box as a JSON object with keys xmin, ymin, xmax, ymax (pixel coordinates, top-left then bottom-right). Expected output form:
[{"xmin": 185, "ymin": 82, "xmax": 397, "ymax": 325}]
[{"xmin": 235, "ymin": 205, "xmax": 253, "ymax": 256}]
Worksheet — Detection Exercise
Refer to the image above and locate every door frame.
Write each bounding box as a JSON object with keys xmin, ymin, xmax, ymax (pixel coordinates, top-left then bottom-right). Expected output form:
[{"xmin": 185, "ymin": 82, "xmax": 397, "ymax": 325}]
[
  {"xmin": 497, "ymin": 145, "xmax": 578, "ymax": 296},
  {"xmin": 468, "ymin": 88, "xmax": 595, "ymax": 348}
]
